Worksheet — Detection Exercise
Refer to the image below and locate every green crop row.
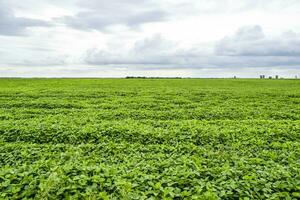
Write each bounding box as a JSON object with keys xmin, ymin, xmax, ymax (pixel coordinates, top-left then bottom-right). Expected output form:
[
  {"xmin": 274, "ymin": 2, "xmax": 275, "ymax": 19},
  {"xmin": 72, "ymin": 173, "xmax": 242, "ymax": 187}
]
[
  {"xmin": 0, "ymin": 78, "xmax": 299, "ymax": 199},
  {"xmin": 1, "ymin": 142, "xmax": 299, "ymax": 199},
  {"xmin": 0, "ymin": 120, "xmax": 299, "ymax": 145}
]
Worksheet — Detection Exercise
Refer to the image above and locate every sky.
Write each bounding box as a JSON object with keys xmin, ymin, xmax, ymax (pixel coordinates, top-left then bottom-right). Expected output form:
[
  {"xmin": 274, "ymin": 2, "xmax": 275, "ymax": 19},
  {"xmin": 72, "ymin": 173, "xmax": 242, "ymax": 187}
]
[{"xmin": 0, "ymin": 0, "xmax": 300, "ymax": 78}]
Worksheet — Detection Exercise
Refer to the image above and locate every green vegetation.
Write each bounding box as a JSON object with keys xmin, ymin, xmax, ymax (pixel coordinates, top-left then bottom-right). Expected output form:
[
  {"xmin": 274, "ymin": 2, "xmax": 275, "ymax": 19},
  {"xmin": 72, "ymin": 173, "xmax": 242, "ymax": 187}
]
[{"xmin": 0, "ymin": 78, "xmax": 299, "ymax": 199}]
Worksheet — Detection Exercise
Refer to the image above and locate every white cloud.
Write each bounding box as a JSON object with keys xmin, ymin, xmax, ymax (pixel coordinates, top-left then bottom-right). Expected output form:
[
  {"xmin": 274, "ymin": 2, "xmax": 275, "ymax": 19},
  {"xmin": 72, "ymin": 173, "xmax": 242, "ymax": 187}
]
[
  {"xmin": 0, "ymin": 0, "xmax": 300, "ymax": 77},
  {"xmin": 0, "ymin": 7, "xmax": 51, "ymax": 36},
  {"xmin": 57, "ymin": 0, "xmax": 167, "ymax": 31},
  {"xmin": 85, "ymin": 26, "xmax": 300, "ymax": 70},
  {"xmin": 215, "ymin": 26, "xmax": 300, "ymax": 56},
  {"xmin": 86, "ymin": 34, "xmax": 180, "ymax": 65}
]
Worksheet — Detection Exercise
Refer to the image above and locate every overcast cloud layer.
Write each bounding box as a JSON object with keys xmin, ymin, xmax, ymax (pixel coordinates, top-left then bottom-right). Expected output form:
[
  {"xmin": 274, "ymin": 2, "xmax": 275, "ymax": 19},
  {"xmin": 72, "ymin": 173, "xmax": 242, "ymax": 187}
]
[{"xmin": 0, "ymin": 0, "xmax": 300, "ymax": 77}]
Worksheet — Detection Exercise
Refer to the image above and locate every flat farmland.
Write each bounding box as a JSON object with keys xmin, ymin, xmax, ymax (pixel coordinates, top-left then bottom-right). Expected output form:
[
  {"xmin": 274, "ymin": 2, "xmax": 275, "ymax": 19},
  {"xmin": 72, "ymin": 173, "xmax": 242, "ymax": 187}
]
[{"xmin": 0, "ymin": 78, "xmax": 299, "ymax": 199}]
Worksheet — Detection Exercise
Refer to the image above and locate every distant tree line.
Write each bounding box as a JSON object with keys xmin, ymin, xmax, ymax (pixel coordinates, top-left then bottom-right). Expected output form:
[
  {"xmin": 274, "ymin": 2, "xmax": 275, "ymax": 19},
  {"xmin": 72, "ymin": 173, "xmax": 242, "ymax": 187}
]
[
  {"xmin": 260, "ymin": 75, "xmax": 280, "ymax": 79},
  {"xmin": 125, "ymin": 76, "xmax": 182, "ymax": 79},
  {"xmin": 124, "ymin": 76, "xmax": 299, "ymax": 79}
]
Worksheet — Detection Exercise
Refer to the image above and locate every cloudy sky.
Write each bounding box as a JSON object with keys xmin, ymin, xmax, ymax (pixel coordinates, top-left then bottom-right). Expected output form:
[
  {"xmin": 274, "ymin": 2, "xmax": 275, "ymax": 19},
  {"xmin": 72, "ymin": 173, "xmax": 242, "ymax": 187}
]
[{"xmin": 0, "ymin": 0, "xmax": 300, "ymax": 77}]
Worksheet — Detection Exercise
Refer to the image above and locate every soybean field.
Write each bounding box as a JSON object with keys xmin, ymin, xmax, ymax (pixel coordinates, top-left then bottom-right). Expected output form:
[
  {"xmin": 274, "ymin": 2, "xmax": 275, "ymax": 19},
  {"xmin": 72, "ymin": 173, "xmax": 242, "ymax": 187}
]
[{"xmin": 0, "ymin": 78, "xmax": 299, "ymax": 199}]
